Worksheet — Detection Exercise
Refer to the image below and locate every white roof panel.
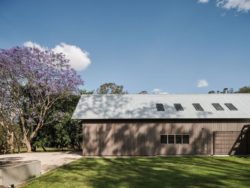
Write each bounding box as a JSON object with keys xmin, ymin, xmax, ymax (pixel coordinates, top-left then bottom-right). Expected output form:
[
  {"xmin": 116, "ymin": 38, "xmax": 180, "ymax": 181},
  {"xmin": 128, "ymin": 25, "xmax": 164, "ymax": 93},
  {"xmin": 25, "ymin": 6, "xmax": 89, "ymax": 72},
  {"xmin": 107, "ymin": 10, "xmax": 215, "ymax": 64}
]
[{"xmin": 72, "ymin": 94, "xmax": 250, "ymax": 119}]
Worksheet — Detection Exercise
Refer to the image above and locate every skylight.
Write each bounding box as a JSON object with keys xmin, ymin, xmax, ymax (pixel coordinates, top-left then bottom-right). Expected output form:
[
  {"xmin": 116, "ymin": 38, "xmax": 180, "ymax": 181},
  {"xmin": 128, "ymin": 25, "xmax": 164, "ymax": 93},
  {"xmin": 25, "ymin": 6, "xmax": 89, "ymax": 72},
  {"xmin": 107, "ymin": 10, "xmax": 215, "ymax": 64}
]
[
  {"xmin": 174, "ymin": 103, "xmax": 184, "ymax": 111},
  {"xmin": 212, "ymin": 103, "xmax": 224, "ymax": 111},
  {"xmin": 193, "ymin": 103, "xmax": 204, "ymax": 111},
  {"xmin": 156, "ymin": 103, "xmax": 165, "ymax": 111},
  {"xmin": 225, "ymin": 103, "xmax": 238, "ymax": 111}
]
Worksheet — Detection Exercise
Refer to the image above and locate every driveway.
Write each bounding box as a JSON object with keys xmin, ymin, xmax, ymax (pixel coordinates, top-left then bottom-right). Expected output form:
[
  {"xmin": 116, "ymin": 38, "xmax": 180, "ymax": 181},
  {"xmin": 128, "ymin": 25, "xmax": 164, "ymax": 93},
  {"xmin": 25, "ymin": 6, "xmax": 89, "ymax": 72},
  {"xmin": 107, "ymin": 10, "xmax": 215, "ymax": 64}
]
[{"xmin": 0, "ymin": 152, "xmax": 82, "ymax": 174}]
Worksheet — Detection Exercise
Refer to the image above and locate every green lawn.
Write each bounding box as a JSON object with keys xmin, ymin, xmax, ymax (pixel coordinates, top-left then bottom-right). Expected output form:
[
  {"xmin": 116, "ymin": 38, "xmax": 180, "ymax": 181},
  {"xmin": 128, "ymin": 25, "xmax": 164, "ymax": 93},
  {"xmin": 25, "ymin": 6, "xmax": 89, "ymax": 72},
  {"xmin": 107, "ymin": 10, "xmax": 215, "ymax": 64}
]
[{"xmin": 24, "ymin": 157, "xmax": 250, "ymax": 188}]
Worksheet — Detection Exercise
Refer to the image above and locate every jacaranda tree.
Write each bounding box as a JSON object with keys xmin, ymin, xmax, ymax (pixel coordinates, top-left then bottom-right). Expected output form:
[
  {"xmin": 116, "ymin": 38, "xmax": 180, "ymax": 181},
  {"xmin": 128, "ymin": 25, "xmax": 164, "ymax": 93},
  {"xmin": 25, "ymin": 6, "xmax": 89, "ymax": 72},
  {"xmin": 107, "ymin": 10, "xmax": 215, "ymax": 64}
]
[{"xmin": 0, "ymin": 47, "xmax": 83, "ymax": 152}]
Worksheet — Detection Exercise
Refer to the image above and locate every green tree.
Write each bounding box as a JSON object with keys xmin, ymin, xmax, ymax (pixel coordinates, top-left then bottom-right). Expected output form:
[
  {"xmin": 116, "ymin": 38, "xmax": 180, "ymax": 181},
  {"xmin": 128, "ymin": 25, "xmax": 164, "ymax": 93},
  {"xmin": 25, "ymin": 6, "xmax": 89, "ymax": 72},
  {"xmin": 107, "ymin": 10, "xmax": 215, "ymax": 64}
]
[
  {"xmin": 33, "ymin": 94, "xmax": 82, "ymax": 151},
  {"xmin": 238, "ymin": 86, "xmax": 250, "ymax": 93},
  {"xmin": 96, "ymin": 83, "xmax": 127, "ymax": 94}
]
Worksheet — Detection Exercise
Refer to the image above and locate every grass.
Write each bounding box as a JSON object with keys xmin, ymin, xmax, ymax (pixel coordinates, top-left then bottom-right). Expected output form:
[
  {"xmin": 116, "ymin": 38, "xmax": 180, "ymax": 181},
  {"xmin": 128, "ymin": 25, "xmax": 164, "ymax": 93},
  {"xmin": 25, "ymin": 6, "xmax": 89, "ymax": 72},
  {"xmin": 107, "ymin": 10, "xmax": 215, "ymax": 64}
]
[{"xmin": 24, "ymin": 156, "xmax": 250, "ymax": 188}]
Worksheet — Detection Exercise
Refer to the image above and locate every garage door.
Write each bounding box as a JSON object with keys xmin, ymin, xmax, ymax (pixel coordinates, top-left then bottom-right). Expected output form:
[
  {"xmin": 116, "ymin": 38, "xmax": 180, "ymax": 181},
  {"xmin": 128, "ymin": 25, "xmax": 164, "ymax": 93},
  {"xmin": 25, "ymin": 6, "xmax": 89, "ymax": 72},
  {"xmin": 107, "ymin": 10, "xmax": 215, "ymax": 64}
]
[{"xmin": 213, "ymin": 131, "xmax": 240, "ymax": 155}]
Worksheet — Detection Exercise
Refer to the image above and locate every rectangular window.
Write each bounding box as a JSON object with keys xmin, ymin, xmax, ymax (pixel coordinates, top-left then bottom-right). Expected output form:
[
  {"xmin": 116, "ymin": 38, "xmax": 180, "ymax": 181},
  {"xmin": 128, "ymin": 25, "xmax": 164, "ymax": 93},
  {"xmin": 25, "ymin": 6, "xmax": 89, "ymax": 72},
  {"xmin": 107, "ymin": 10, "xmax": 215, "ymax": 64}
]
[
  {"xmin": 175, "ymin": 135, "xmax": 182, "ymax": 144},
  {"xmin": 156, "ymin": 103, "xmax": 165, "ymax": 111},
  {"xmin": 212, "ymin": 103, "xmax": 224, "ymax": 111},
  {"xmin": 160, "ymin": 134, "xmax": 190, "ymax": 144},
  {"xmin": 168, "ymin": 135, "xmax": 175, "ymax": 144},
  {"xmin": 192, "ymin": 103, "xmax": 204, "ymax": 111},
  {"xmin": 174, "ymin": 103, "xmax": 184, "ymax": 111},
  {"xmin": 225, "ymin": 103, "xmax": 238, "ymax": 111},
  {"xmin": 160, "ymin": 135, "xmax": 168, "ymax": 144},
  {"xmin": 183, "ymin": 135, "xmax": 189, "ymax": 144}
]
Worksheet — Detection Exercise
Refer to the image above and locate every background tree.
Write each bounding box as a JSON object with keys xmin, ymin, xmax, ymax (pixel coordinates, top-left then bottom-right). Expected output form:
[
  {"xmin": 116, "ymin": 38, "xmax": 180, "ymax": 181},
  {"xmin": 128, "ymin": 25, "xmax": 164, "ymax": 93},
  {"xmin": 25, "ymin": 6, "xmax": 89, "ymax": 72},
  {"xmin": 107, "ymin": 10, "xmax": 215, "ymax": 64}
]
[
  {"xmin": 0, "ymin": 47, "xmax": 83, "ymax": 152},
  {"xmin": 238, "ymin": 86, "xmax": 250, "ymax": 93},
  {"xmin": 33, "ymin": 94, "xmax": 82, "ymax": 151},
  {"xmin": 138, "ymin": 91, "xmax": 148, "ymax": 94},
  {"xmin": 208, "ymin": 90, "xmax": 215, "ymax": 94},
  {"xmin": 208, "ymin": 88, "xmax": 234, "ymax": 94},
  {"xmin": 96, "ymin": 82, "xmax": 127, "ymax": 94}
]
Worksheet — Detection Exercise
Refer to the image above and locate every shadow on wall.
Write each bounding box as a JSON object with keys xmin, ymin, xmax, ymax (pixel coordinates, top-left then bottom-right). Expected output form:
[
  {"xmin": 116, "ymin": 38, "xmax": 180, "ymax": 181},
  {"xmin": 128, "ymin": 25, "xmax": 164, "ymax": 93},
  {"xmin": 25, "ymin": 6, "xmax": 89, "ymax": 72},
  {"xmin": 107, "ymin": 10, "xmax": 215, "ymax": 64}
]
[
  {"xmin": 80, "ymin": 95, "xmax": 248, "ymax": 156},
  {"xmin": 83, "ymin": 123, "xmax": 212, "ymax": 156}
]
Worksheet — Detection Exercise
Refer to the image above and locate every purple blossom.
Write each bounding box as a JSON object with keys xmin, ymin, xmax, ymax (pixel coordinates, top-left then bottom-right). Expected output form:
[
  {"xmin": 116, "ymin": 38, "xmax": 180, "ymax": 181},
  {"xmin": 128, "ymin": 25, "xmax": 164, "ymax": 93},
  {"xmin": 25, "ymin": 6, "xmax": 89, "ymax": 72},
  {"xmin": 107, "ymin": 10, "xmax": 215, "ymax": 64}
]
[
  {"xmin": 0, "ymin": 46, "xmax": 83, "ymax": 98},
  {"xmin": 0, "ymin": 46, "xmax": 83, "ymax": 124}
]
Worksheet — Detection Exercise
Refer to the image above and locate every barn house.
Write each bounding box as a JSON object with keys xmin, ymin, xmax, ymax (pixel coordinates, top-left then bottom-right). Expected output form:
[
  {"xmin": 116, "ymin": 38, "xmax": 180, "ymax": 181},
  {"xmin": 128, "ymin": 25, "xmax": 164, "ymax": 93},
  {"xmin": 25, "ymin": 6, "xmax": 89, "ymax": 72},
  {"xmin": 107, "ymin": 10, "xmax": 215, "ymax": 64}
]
[{"xmin": 72, "ymin": 94, "xmax": 250, "ymax": 156}]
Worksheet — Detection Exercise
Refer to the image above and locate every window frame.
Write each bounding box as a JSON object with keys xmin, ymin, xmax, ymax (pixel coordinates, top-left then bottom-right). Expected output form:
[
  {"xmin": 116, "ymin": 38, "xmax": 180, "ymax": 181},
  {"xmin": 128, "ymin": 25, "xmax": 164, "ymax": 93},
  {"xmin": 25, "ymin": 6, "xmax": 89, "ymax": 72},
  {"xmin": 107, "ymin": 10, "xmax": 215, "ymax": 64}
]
[
  {"xmin": 224, "ymin": 103, "xmax": 238, "ymax": 111},
  {"xmin": 212, "ymin": 103, "xmax": 224, "ymax": 111},
  {"xmin": 192, "ymin": 103, "xmax": 204, "ymax": 111},
  {"xmin": 156, "ymin": 103, "xmax": 165, "ymax": 111},
  {"xmin": 160, "ymin": 134, "xmax": 190, "ymax": 144},
  {"xmin": 175, "ymin": 135, "xmax": 182, "ymax": 144},
  {"xmin": 160, "ymin": 135, "xmax": 168, "ymax": 144},
  {"xmin": 174, "ymin": 103, "xmax": 184, "ymax": 111},
  {"xmin": 182, "ymin": 135, "xmax": 190, "ymax": 144},
  {"xmin": 168, "ymin": 135, "xmax": 175, "ymax": 144}
]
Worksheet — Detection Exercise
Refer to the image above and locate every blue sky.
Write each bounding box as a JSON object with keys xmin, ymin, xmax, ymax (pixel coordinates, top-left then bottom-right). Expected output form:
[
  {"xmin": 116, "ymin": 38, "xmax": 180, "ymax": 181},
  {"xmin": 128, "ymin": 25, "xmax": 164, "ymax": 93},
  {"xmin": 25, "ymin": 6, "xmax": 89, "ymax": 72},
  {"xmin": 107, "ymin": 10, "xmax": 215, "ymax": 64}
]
[{"xmin": 0, "ymin": 0, "xmax": 250, "ymax": 93}]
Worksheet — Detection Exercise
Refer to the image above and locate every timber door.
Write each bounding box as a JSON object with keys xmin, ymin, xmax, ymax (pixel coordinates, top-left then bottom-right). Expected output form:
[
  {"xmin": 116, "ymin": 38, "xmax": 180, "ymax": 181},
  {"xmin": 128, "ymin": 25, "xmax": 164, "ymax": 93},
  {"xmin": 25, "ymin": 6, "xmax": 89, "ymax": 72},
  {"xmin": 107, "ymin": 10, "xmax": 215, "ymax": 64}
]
[{"xmin": 213, "ymin": 131, "xmax": 240, "ymax": 155}]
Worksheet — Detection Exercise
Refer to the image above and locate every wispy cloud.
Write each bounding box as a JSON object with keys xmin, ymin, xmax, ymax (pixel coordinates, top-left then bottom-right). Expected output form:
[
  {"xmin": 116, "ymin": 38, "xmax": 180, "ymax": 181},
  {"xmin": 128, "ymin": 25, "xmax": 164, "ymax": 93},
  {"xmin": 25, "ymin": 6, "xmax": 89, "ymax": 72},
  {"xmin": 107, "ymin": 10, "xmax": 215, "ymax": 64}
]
[
  {"xmin": 198, "ymin": 0, "xmax": 209, "ymax": 3},
  {"xmin": 23, "ymin": 41, "xmax": 91, "ymax": 71},
  {"xmin": 217, "ymin": 0, "xmax": 250, "ymax": 12},
  {"xmin": 197, "ymin": 0, "xmax": 250, "ymax": 12},
  {"xmin": 197, "ymin": 80, "xmax": 209, "ymax": 88},
  {"xmin": 152, "ymin": 88, "xmax": 168, "ymax": 94}
]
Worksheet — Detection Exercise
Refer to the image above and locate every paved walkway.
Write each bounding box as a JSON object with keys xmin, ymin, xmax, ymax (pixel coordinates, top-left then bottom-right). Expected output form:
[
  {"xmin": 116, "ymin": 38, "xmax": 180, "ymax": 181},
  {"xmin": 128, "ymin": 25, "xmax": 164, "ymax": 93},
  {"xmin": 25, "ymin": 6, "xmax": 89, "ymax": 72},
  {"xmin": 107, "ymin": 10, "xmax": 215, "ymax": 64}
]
[{"xmin": 0, "ymin": 152, "xmax": 82, "ymax": 174}]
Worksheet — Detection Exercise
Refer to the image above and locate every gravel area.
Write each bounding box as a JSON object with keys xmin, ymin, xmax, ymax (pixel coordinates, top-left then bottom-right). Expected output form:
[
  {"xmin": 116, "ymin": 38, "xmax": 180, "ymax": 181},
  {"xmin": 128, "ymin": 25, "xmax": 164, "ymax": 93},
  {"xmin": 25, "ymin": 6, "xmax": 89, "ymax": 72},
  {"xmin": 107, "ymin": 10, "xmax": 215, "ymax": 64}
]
[{"xmin": 0, "ymin": 152, "xmax": 82, "ymax": 174}]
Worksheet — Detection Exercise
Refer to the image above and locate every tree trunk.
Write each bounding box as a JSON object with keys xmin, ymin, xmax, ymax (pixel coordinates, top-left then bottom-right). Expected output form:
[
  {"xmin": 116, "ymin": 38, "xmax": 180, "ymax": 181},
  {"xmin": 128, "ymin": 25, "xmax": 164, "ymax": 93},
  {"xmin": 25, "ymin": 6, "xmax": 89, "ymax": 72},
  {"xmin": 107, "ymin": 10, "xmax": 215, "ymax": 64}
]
[
  {"xmin": 20, "ymin": 116, "xmax": 32, "ymax": 152},
  {"xmin": 23, "ymin": 136, "xmax": 32, "ymax": 152},
  {"xmin": 42, "ymin": 145, "xmax": 47, "ymax": 152},
  {"xmin": 6, "ymin": 130, "xmax": 14, "ymax": 153}
]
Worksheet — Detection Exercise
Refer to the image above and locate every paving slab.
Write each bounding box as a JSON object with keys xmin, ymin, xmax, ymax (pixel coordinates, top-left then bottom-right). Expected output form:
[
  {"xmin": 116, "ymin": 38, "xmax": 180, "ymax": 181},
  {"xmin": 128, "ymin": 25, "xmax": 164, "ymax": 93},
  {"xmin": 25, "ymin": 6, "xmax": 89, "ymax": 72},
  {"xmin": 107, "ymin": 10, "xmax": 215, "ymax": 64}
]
[{"xmin": 0, "ymin": 152, "xmax": 82, "ymax": 174}]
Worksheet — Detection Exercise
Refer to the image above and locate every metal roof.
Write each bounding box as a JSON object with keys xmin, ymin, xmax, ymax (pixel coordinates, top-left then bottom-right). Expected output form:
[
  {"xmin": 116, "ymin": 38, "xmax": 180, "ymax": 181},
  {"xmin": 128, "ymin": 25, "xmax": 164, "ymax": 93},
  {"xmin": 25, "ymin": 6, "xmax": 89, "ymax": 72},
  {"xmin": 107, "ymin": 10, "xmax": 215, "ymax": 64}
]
[{"xmin": 72, "ymin": 94, "xmax": 250, "ymax": 120}]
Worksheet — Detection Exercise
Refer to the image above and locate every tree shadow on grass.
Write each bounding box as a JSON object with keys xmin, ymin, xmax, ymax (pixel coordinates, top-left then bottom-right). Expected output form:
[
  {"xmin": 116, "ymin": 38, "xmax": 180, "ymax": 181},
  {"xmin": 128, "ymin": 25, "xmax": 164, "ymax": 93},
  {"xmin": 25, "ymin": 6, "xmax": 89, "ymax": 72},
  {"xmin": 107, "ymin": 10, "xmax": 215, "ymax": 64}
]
[{"xmin": 25, "ymin": 157, "xmax": 250, "ymax": 188}]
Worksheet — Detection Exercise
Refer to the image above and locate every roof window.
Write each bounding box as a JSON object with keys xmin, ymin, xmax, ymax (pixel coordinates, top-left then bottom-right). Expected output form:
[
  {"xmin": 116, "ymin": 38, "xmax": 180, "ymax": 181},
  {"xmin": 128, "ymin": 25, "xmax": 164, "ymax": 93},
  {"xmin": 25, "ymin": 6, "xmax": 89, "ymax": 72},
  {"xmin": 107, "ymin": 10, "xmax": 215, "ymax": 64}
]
[
  {"xmin": 156, "ymin": 103, "xmax": 165, "ymax": 111},
  {"xmin": 192, "ymin": 103, "xmax": 204, "ymax": 111},
  {"xmin": 212, "ymin": 103, "xmax": 224, "ymax": 111},
  {"xmin": 174, "ymin": 103, "xmax": 184, "ymax": 111},
  {"xmin": 225, "ymin": 103, "xmax": 238, "ymax": 111}
]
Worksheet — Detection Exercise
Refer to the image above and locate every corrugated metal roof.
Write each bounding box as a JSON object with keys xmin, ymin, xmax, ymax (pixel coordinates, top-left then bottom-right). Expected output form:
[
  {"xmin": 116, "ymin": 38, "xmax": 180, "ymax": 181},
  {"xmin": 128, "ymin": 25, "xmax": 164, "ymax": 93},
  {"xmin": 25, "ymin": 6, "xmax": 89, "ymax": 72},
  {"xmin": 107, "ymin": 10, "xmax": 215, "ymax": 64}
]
[{"xmin": 72, "ymin": 94, "xmax": 250, "ymax": 119}]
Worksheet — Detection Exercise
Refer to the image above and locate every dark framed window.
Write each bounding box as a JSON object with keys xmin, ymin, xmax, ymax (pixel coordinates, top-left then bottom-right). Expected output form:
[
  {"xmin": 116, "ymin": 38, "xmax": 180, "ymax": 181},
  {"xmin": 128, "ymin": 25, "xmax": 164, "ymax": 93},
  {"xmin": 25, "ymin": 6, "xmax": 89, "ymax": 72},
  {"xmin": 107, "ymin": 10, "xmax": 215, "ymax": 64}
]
[
  {"xmin": 175, "ymin": 135, "xmax": 182, "ymax": 144},
  {"xmin": 160, "ymin": 135, "xmax": 168, "ymax": 144},
  {"xmin": 212, "ymin": 103, "xmax": 224, "ymax": 111},
  {"xmin": 174, "ymin": 103, "xmax": 184, "ymax": 111},
  {"xmin": 192, "ymin": 103, "xmax": 204, "ymax": 111},
  {"xmin": 225, "ymin": 103, "xmax": 238, "ymax": 111},
  {"xmin": 168, "ymin": 135, "xmax": 175, "ymax": 144},
  {"xmin": 156, "ymin": 103, "xmax": 165, "ymax": 111},
  {"xmin": 160, "ymin": 134, "xmax": 190, "ymax": 144},
  {"xmin": 183, "ymin": 135, "xmax": 189, "ymax": 144}
]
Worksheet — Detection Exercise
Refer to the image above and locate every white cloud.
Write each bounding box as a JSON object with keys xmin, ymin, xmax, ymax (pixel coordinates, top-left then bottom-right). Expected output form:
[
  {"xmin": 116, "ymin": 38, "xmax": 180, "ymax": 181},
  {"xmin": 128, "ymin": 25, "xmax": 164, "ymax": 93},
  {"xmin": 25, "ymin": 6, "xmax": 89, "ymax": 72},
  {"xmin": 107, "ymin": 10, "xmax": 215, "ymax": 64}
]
[
  {"xmin": 53, "ymin": 43, "xmax": 91, "ymax": 71},
  {"xmin": 23, "ymin": 41, "xmax": 45, "ymax": 51},
  {"xmin": 23, "ymin": 41, "xmax": 91, "ymax": 71},
  {"xmin": 197, "ymin": 80, "xmax": 209, "ymax": 88},
  {"xmin": 217, "ymin": 0, "xmax": 250, "ymax": 12},
  {"xmin": 152, "ymin": 88, "xmax": 168, "ymax": 94},
  {"xmin": 198, "ymin": 0, "xmax": 209, "ymax": 3}
]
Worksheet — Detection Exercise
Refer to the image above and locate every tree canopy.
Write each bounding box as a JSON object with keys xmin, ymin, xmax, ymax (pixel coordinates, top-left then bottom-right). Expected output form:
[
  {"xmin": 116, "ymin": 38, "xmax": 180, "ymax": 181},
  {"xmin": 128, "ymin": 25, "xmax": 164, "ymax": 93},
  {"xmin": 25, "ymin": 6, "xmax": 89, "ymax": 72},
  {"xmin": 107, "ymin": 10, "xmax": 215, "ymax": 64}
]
[
  {"xmin": 0, "ymin": 46, "xmax": 83, "ymax": 152},
  {"xmin": 238, "ymin": 86, "xmax": 250, "ymax": 93},
  {"xmin": 96, "ymin": 82, "xmax": 127, "ymax": 94}
]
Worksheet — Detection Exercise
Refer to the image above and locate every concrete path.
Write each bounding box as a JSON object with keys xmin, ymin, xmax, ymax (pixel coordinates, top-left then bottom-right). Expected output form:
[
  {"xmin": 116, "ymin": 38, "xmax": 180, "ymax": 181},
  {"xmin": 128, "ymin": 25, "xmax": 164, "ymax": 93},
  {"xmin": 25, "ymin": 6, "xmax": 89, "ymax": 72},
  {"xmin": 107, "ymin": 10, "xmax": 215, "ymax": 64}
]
[{"xmin": 0, "ymin": 152, "xmax": 82, "ymax": 174}]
